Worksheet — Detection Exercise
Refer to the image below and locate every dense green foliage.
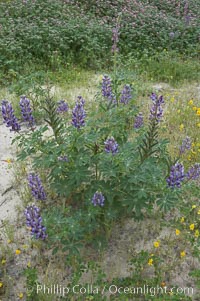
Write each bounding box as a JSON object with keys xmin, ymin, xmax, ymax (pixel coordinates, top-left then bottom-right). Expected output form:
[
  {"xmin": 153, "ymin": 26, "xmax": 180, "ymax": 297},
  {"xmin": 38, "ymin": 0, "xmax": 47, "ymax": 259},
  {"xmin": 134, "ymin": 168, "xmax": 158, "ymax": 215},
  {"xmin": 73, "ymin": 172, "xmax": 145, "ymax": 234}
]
[{"xmin": 0, "ymin": 0, "xmax": 199, "ymax": 75}]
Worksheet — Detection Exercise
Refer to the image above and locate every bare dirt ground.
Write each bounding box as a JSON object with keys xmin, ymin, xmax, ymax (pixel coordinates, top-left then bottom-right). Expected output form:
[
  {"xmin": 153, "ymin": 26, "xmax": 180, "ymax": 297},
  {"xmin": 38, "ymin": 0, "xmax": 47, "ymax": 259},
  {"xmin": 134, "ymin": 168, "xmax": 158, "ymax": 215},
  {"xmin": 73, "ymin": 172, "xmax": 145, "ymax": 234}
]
[{"xmin": 0, "ymin": 121, "xmax": 21, "ymax": 225}]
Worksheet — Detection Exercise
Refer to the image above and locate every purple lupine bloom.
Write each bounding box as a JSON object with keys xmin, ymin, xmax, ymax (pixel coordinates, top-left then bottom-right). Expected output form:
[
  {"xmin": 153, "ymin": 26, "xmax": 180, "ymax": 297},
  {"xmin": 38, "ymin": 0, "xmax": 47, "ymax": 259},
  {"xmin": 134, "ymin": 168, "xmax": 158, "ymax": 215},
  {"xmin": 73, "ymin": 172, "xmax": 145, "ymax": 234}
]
[
  {"xmin": 149, "ymin": 93, "xmax": 164, "ymax": 122},
  {"xmin": 19, "ymin": 96, "xmax": 35, "ymax": 127},
  {"xmin": 24, "ymin": 204, "xmax": 47, "ymax": 240},
  {"xmin": 166, "ymin": 162, "xmax": 185, "ymax": 188},
  {"xmin": 28, "ymin": 174, "xmax": 46, "ymax": 200},
  {"xmin": 186, "ymin": 163, "xmax": 200, "ymax": 180},
  {"xmin": 1, "ymin": 100, "xmax": 21, "ymax": 132},
  {"xmin": 111, "ymin": 25, "xmax": 120, "ymax": 53},
  {"xmin": 58, "ymin": 155, "xmax": 69, "ymax": 162},
  {"xmin": 169, "ymin": 32, "xmax": 175, "ymax": 39},
  {"xmin": 120, "ymin": 84, "xmax": 132, "ymax": 104},
  {"xmin": 134, "ymin": 112, "xmax": 144, "ymax": 129},
  {"xmin": 91, "ymin": 191, "xmax": 105, "ymax": 207},
  {"xmin": 71, "ymin": 96, "xmax": 86, "ymax": 129},
  {"xmin": 179, "ymin": 136, "xmax": 191, "ymax": 154},
  {"xmin": 104, "ymin": 137, "xmax": 118, "ymax": 155},
  {"xmin": 101, "ymin": 75, "xmax": 116, "ymax": 103},
  {"xmin": 57, "ymin": 100, "xmax": 68, "ymax": 113}
]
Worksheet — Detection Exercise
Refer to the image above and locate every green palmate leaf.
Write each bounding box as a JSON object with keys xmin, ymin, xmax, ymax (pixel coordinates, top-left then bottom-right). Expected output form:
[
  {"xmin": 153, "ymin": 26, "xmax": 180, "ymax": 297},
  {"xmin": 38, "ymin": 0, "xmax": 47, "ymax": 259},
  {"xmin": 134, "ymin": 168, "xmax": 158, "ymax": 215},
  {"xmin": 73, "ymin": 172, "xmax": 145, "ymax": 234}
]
[{"xmin": 157, "ymin": 190, "xmax": 180, "ymax": 212}]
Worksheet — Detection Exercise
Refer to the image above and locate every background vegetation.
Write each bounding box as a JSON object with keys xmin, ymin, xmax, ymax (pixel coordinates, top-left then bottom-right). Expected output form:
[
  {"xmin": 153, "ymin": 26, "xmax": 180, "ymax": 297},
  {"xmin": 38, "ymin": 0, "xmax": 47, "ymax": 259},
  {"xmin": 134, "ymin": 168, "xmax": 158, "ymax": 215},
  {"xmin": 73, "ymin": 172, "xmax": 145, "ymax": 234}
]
[{"xmin": 0, "ymin": 0, "xmax": 199, "ymax": 84}]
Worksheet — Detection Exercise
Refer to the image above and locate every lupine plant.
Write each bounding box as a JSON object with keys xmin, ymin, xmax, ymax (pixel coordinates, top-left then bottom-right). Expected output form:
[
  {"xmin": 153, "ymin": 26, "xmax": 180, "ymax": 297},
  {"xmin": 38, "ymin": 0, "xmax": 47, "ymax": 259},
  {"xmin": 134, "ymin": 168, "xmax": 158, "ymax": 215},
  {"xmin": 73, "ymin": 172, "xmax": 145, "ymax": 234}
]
[
  {"xmin": 3, "ymin": 76, "xmax": 200, "ymax": 255},
  {"xmin": 166, "ymin": 163, "xmax": 185, "ymax": 188},
  {"xmin": 1, "ymin": 100, "xmax": 21, "ymax": 132},
  {"xmin": 56, "ymin": 100, "xmax": 68, "ymax": 114},
  {"xmin": 28, "ymin": 174, "xmax": 46, "ymax": 201},
  {"xmin": 179, "ymin": 136, "xmax": 191, "ymax": 155},
  {"xmin": 120, "ymin": 84, "xmax": 132, "ymax": 105},
  {"xmin": 91, "ymin": 191, "xmax": 105, "ymax": 207},
  {"xmin": 24, "ymin": 204, "xmax": 47, "ymax": 240},
  {"xmin": 134, "ymin": 112, "xmax": 144, "ymax": 129},
  {"xmin": 104, "ymin": 137, "xmax": 119, "ymax": 155},
  {"xmin": 71, "ymin": 96, "xmax": 86, "ymax": 129},
  {"xmin": 19, "ymin": 96, "xmax": 35, "ymax": 128}
]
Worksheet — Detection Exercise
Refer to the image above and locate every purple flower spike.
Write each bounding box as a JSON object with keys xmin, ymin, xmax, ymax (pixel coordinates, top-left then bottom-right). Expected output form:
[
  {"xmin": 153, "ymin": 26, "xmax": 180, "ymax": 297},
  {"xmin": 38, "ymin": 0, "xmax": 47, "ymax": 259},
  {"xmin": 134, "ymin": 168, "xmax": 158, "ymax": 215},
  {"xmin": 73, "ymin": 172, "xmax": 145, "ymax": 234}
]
[
  {"xmin": 28, "ymin": 174, "xmax": 46, "ymax": 201},
  {"xmin": 91, "ymin": 191, "xmax": 105, "ymax": 207},
  {"xmin": 120, "ymin": 84, "xmax": 132, "ymax": 105},
  {"xmin": 71, "ymin": 96, "xmax": 86, "ymax": 129},
  {"xmin": 166, "ymin": 162, "xmax": 185, "ymax": 188},
  {"xmin": 186, "ymin": 163, "xmax": 200, "ymax": 180},
  {"xmin": 134, "ymin": 112, "xmax": 143, "ymax": 129},
  {"xmin": 24, "ymin": 204, "xmax": 47, "ymax": 240},
  {"xmin": 57, "ymin": 100, "xmax": 68, "ymax": 113},
  {"xmin": 179, "ymin": 136, "xmax": 191, "ymax": 154},
  {"xmin": 19, "ymin": 96, "xmax": 35, "ymax": 127},
  {"xmin": 149, "ymin": 93, "xmax": 164, "ymax": 122},
  {"xmin": 104, "ymin": 137, "xmax": 118, "ymax": 155},
  {"xmin": 1, "ymin": 100, "xmax": 21, "ymax": 132},
  {"xmin": 58, "ymin": 155, "xmax": 69, "ymax": 162},
  {"xmin": 111, "ymin": 25, "xmax": 120, "ymax": 53},
  {"xmin": 102, "ymin": 75, "xmax": 116, "ymax": 103}
]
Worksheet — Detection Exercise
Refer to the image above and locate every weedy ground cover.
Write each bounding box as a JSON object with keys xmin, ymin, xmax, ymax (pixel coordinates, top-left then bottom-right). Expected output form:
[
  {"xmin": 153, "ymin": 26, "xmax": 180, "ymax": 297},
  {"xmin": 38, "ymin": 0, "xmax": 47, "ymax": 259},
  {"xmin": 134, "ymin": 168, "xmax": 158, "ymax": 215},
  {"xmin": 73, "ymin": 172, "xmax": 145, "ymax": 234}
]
[{"xmin": 0, "ymin": 0, "xmax": 200, "ymax": 84}]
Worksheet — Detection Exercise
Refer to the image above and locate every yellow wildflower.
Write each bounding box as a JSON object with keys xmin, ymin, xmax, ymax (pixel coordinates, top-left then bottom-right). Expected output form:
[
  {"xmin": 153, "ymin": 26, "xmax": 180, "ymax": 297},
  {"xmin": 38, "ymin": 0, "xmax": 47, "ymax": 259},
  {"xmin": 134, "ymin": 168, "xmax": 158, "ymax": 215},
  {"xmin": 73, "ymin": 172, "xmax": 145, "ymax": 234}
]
[
  {"xmin": 180, "ymin": 251, "xmax": 186, "ymax": 258},
  {"xmin": 197, "ymin": 209, "xmax": 200, "ymax": 215},
  {"xmin": 1, "ymin": 259, "xmax": 6, "ymax": 264},
  {"xmin": 189, "ymin": 224, "xmax": 195, "ymax": 231},
  {"xmin": 197, "ymin": 110, "xmax": 200, "ymax": 116},
  {"xmin": 175, "ymin": 229, "xmax": 180, "ymax": 236},
  {"xmin": 153, "ymin": 241, "xmax": 160, "ymax": 248},
  {"xmin": 194, "ymin": 230, "xmax": 199, "ymax": 238},
  {"xmin": 98, "ymin": 75, "xmax": 104, "ymax": 81},
  {"xmin": 15, "ymin": 249, "xmax": 21, "ymax": 255},
  {"xmin": 179, "ymin": 124, "xmax": 184, "ymax": 131},
  {"xmin": 148, "ymin": 258, "xmax": 153, "ymax": 266},
  {"xmin": 187, "ymin": 155, "xmax": 191, "ymax": 161},
  {"xmin": 18, "ymin": 293, "xmax": 23, "ymax": 299},
  {"xmin": 192, "ymin": 106, "xmax": 197, "ymax": 111},
  {"xmin": 177, "ymin": 109, "xmax": 181, "ymax": 113},
  {"xmin": 161, "ymin": 281, "xmax": 166, "ymax": 287},
  {"xmin": 0, "ymin": 282, "xmax": 3, "ymax": 288},
  {"xmin": 170, "ymin": 97, "xmax": 175, "ymax": 102},
  {"xmin": 27, "ymin": 262, "xmax": 31, "ymax": 268},
  {"xmin": 192, "ymin": 205, "xmax": 197, "ymax": 209},
  {"xmin": 188, "ymin": 100, "xmax": 193, "ymax": 105},
  {"xmin": 7, "ymin": 239, "xmax": 12, "ymax": 244},
  {"xmin": 180, "ymin": 217, "xmax": 185, "ymax": 223},
  {"xmin": 197, "ymin": 123, "xmax": 200, "ymax": 128}
]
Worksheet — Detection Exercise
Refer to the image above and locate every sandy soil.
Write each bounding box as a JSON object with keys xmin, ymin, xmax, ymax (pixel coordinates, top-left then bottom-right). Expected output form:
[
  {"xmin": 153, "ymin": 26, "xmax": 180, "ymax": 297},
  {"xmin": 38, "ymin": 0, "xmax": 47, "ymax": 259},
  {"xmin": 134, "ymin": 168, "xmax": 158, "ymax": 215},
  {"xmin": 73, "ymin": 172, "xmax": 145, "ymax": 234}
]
[{"xmin": 0, "ymin": 121, "xmax": 21, "ymax": 226}]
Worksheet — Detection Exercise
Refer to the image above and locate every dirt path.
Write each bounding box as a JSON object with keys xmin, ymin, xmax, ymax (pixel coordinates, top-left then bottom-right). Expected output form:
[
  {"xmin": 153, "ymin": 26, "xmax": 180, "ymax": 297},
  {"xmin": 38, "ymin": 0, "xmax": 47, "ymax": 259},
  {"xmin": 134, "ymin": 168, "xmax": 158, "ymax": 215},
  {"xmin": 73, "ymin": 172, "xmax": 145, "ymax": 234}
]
[{"xmin": 0, "ymin": 122, "xmax": 21, "ymax": 225}]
